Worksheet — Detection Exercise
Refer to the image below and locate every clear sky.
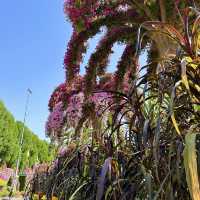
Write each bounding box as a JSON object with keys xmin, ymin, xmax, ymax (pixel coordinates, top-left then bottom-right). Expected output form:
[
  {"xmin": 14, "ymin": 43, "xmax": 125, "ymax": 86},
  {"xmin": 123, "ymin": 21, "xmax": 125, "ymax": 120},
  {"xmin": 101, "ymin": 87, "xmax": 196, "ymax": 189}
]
[
  {"xmin": 0, "ymin": 1, "xmax": 145, "ymax": 139},
  {"xmin": 0, "ymin": 0, "xmax": 71, "ymax": 139}
]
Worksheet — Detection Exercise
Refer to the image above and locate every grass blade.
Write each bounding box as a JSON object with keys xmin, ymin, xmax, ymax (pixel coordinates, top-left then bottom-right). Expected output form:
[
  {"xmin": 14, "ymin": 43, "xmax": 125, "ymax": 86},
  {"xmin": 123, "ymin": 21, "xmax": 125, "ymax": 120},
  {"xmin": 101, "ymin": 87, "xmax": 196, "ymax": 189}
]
[{"xmin": 184, "ymin": 132, "xmax": 200, "ymax": 200}]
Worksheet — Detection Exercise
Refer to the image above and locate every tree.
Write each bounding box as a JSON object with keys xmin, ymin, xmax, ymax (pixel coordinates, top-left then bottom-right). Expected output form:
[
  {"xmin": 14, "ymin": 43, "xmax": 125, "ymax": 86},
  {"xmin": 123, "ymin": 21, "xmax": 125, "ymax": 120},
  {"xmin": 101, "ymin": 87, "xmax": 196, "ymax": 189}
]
[
  {"xmin": 0, "ymin": 101, "xmax": 19, "ymax": 167},
  {"xmin": 16, "ymin": 121, "xmax": 54, "ymax": 170},
  {"xmin": 0, "ymin": 100, "xmax": 54, "ymax": 170}
]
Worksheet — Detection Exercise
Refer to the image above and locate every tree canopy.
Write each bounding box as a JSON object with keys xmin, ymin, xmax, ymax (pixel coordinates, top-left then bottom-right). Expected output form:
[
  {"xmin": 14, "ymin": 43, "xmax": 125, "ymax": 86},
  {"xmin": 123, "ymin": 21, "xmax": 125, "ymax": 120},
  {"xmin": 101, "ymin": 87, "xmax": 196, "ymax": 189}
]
[
  {"xmin": 0, "ymin": 101, "xmax": 19, "ymax": 168},
  {"xmin": 0, "ymin": 100, "xmax": 54, "ymax": 170}
]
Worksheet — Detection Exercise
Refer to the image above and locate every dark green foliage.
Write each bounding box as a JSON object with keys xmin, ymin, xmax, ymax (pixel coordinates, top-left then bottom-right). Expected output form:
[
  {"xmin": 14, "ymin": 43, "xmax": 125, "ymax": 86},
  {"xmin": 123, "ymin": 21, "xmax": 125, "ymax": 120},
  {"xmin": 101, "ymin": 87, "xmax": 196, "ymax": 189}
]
[{"xmin": 19, "ymin": 174, "xmax": 26, "ymax": 191}]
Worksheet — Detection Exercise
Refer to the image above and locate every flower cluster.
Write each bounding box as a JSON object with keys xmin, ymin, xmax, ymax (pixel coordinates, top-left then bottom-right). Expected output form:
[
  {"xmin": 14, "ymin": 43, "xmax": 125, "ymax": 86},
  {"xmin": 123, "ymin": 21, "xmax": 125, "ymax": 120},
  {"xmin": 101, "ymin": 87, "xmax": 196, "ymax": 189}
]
[
  {"xmin": 0, "ymin": 168, "xmax": 14, "ymax": 181},
  {"xmin": 64, "ymin": 31, "xmax": 87, "ymax": 80},
  {"xmin": 46, "ymin": 102, "xmax": 65, "ymax": 138},
  {"xmin": 97, "ymin": 72, "xmax": 131, "ymax": 94},
  {"xmin": 114, "ymin": 44, "xmax": 137, "ymax": 90},
  {"xmin": 47, "ymin": 78, "xmax": 85, "ymax": 138},
  {"xmin": 64, "ymin": 0, "xmax": 116, "ymax": 30},
  {"xmin": 48, "ymin": 76, "xmax": 84, "ymax": 111},
  {"xmin": 89, "ymin": 92, "xmax": 112, "ymax": 117},
  {"xmin": 46, "ymin": 72, "xmax": 133, "ymax": 139},
  {"xmin": 48, "ymin": 83, "xmax": 67, "ymax": 111},
  {"xmin": 66, "ymin": 92, "xmax": 84, "ymax": 127}
]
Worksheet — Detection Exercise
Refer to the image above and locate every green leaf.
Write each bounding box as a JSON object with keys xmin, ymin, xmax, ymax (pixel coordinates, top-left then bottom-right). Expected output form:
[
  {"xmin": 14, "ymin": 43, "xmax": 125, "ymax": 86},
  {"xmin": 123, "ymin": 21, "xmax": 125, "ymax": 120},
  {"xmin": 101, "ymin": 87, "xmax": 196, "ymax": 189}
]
[
  {"xmin": 183, "ymin": 132, "xmax": 200, "ymax": 200},
  {"xmin": 68, "ymin": 182, "xmax": 87, "ymax": 200}
]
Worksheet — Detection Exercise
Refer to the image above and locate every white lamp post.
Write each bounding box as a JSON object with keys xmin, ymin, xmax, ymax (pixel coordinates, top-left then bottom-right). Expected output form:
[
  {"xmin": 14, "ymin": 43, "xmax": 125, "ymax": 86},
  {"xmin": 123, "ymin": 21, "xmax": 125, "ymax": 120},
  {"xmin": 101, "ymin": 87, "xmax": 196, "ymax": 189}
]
[{"xmin": 9, "ymin": 88, "xmax": 32, "ymax": 198}]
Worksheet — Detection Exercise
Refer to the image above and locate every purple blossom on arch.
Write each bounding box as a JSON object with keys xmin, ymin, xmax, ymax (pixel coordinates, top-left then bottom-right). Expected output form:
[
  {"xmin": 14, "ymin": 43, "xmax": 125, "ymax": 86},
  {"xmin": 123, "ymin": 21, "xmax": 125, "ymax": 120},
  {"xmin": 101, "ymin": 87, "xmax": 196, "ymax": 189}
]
[
  {"xmin": 66, "ymin": 92, "xmax": 84, "ymax": 127},
  {"xmin": 45, "ymin": 102, "xmax": 65, "ymax": 139}
]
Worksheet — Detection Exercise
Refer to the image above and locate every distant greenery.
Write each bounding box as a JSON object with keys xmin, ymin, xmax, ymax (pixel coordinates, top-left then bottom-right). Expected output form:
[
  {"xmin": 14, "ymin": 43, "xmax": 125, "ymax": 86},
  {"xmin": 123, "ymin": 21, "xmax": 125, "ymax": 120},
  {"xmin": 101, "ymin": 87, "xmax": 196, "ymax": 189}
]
[{"xmin": 0, "ymin": 100, "xmax": 55, "ymax": 169}]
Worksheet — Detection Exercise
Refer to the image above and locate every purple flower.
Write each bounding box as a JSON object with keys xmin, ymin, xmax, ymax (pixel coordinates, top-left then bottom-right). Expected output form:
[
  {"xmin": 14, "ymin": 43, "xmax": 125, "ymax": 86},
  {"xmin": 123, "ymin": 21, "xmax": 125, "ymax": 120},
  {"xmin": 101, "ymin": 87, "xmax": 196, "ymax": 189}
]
[
  {"xmin": 66, "ymin": 92, "xmax": 84, "ymax": 127},
  {"xmin": 0, "ymin": 168, "xmax": 14, "ymax": 181},
  {"xmin": 89, "ymin": 92, "xmax": 112, "ymax": 116},
  {"xmin": 46, "ymin": 102, "xmax": 65, "ymax": 138}
]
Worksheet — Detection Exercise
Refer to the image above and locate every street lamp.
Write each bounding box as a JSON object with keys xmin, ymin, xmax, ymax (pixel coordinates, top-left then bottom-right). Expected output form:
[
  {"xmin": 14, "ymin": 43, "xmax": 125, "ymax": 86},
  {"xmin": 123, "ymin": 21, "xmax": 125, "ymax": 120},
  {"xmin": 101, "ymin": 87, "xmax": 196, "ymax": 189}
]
[{"xmin": 9, "ymin": 88, "xmax": 32, "ymax": 198}]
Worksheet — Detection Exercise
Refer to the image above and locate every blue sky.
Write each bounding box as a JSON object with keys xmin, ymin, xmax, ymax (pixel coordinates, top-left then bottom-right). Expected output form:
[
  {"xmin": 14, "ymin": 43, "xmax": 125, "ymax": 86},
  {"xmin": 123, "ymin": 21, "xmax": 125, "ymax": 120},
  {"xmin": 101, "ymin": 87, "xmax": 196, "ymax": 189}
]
[
  {"xmin": 0, "ymin": 0, "xmax": 71, "ymax": 139},
  {"xmin": 0, "ymin": 1, "xmax": 145, "ymax": 139}
]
